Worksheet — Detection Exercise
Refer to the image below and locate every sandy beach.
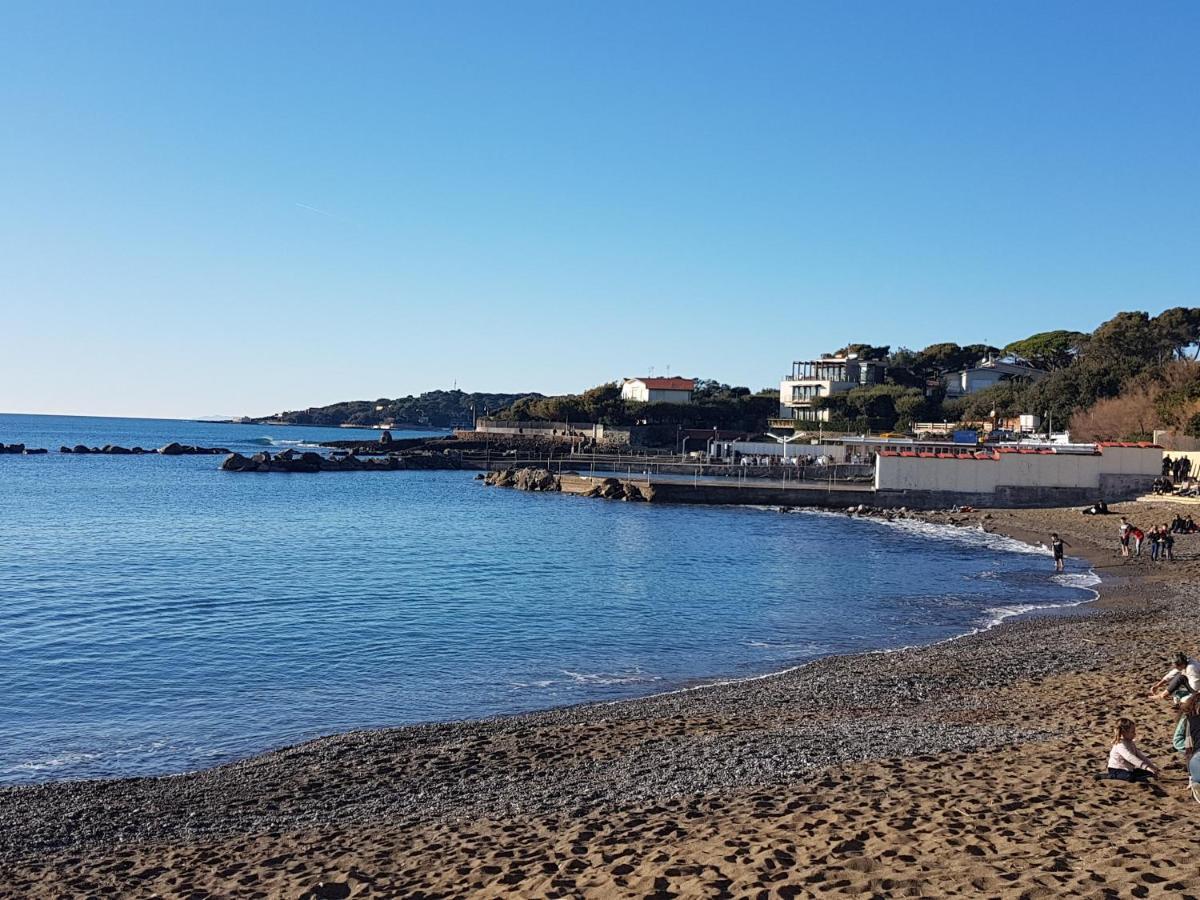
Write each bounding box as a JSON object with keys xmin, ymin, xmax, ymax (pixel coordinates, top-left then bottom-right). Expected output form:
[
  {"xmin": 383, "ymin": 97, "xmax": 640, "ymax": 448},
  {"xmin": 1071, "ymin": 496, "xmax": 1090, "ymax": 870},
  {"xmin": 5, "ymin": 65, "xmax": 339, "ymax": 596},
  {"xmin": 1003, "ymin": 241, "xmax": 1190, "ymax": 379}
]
[{"xmin": 4, "ymin": 501, "xmax": 1200, "ymax": 898}]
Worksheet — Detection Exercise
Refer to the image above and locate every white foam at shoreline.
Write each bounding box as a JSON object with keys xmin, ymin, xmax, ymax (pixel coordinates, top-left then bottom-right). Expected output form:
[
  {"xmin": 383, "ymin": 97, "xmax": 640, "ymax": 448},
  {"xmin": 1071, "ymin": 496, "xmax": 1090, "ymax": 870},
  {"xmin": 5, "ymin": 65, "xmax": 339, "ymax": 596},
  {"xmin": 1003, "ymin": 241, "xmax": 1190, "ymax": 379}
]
[{"xmin": 799, "ymin": 508, "xmax": 1051, "ymax": 556}]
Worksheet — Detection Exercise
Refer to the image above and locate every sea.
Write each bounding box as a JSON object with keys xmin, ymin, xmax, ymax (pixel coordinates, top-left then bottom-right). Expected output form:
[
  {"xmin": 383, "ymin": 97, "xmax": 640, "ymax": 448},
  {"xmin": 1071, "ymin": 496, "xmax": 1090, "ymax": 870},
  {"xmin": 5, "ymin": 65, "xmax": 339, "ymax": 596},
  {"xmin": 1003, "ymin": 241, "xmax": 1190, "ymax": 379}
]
[{"xmin": 0, "ymin": 413, "xmax": 1099, "ymax": 784}]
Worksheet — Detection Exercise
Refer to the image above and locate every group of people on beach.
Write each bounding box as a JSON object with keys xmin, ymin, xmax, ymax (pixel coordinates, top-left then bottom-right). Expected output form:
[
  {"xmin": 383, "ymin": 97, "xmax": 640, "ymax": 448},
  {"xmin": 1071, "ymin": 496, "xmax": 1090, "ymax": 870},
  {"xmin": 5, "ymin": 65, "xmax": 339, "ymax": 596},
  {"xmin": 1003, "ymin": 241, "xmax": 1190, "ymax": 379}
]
[
  {"xmin": 1118, "ymin": 517, "xmax": 1179, "ymax": 561},
  {"xmin": 1100, "ymin": 653, "xmax": 1200, "ymax": 804},
  {"xmin": 1162, "ymin": 454, "xmax": 1193, "ymax": 483}
]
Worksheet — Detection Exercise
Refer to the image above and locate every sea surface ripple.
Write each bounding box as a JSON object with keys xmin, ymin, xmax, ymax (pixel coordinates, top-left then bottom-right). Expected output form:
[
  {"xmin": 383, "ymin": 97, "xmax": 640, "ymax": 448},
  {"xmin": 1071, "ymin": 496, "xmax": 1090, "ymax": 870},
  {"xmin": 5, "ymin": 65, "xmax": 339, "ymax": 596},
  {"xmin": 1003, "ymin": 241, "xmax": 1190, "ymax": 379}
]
[{"xmin": 0, "ymin": 414, "xmax": 1096, "ymax": 783}]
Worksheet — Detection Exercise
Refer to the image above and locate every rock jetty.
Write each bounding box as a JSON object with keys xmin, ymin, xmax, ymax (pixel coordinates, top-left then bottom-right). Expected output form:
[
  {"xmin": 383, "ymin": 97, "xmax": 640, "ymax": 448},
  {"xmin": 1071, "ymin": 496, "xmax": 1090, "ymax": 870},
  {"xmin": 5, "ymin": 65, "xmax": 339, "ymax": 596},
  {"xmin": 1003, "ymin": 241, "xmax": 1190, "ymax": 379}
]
[
  {"xmin": 58, "ymin": 443, "xmax": 230, "ymax": 455},
  {"xmin": 483, "ymin": 467, "xmax": 561, "ymax": 491},
  {"xmin": 0, "ymin": 443, "xmax": 47, "ymax": 454},
  {"xmin": 582, "ymin": 477, "xmax": 645, "ymax": 501},
  {"xmin": 220, "ymin": 449, "xmax": 463, "ymax": 473},
  {"xmin": 484, "ymin": 468, "xmax": 649, "ymax": 500}
]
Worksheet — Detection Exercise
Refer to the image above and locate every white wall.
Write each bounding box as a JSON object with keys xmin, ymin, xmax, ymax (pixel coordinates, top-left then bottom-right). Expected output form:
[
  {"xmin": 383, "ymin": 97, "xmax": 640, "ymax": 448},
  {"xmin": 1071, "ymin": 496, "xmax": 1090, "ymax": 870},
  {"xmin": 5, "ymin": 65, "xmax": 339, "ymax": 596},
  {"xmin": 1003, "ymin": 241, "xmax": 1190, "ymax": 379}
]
[{"xmin": 876, "ymin": 446, "xmax": 1162, "ymax": 494}]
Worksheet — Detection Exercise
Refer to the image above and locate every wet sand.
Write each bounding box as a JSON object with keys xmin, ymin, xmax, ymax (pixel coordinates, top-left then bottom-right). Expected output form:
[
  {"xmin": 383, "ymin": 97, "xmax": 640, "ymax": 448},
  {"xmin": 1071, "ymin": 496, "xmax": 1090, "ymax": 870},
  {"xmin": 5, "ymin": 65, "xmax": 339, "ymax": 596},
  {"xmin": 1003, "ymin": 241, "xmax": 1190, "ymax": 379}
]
[{"xmin": 4, "ymin": 501, "xmax": 1199, "ymax": 898}]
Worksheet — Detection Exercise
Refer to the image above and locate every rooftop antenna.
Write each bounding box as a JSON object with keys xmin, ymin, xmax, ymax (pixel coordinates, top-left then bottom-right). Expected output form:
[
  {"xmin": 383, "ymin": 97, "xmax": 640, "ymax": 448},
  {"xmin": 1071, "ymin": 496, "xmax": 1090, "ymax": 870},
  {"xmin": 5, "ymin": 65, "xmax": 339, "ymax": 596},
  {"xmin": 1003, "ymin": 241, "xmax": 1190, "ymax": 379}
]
[
  {"xmin": 666, "ymin": 363, "xmax": 671, "ymax": 376},
  {"xmin": 649, "ymin": 365, "xmax": 655, "ymax": 377}
]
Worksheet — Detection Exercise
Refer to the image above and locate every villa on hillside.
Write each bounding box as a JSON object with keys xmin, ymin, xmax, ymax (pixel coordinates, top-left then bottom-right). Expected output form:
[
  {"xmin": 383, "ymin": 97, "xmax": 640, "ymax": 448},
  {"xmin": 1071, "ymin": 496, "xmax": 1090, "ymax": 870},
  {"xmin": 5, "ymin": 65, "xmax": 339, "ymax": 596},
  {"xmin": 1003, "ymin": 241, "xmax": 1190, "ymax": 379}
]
[
  {"xmin": 620, "ymin": 377, "xmax": 696, "ymax": 404},
  {"xmin": 777, "ymin": 355, "xmax": 887, "ymax": 424},
  {"xmin": 943, "ymin": 357, "xmax": 1048, "ymax": 397}
]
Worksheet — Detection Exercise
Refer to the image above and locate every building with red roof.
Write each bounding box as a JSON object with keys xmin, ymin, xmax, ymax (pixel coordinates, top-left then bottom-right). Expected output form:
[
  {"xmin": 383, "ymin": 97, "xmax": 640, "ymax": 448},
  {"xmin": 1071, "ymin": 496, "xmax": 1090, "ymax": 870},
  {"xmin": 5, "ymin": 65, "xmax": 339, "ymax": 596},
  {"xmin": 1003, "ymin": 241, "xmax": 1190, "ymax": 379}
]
[{"xmin": 620, "ymin": 377, "xmax": 696, "ymax": 404}]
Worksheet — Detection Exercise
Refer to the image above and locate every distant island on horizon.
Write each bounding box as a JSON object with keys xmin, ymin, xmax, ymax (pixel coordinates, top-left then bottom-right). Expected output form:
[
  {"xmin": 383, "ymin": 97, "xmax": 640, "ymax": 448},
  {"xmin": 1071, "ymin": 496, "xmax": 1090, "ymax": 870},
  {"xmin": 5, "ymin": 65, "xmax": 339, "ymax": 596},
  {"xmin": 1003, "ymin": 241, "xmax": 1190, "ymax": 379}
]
[{"xmin": 232, "ymin": 389, "xmax": 544, "ymax": 430}]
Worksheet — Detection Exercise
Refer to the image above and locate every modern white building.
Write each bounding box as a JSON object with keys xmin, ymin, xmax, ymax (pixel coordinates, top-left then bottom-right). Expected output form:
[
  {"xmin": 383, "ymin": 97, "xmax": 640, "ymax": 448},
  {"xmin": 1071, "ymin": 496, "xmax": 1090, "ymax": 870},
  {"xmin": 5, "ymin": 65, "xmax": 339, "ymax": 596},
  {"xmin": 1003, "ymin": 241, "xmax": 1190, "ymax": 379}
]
[
  {"xmin": 943, "ymin": 358, "xmax": 1047, "ymax": 397},
  {"xmin": 777, "ymin": 356, "xmax": 887, "ymax": 423},
  {"xmin": 620, "ymin": 377, "xmax": 696, "ymax": 404}
]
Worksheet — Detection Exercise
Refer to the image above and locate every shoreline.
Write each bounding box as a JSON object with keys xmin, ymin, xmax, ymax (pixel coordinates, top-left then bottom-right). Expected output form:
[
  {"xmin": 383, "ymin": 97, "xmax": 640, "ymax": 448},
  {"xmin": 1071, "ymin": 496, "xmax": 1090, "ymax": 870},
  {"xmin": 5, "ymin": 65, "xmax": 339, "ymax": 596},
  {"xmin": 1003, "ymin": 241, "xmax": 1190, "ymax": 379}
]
[{"xmin": 5, "ymin": 501, "xmax": 1200, "ymax": 896}]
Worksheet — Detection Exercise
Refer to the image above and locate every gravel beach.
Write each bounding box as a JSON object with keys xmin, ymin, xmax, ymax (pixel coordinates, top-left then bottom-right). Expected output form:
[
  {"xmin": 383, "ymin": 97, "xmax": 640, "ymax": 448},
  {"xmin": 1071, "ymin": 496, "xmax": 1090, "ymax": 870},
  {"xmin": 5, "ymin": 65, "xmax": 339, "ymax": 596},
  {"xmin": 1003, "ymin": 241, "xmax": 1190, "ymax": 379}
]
[{"xmin": 4, "ymin": 501, "xmax": 1199, "ymax": 898}]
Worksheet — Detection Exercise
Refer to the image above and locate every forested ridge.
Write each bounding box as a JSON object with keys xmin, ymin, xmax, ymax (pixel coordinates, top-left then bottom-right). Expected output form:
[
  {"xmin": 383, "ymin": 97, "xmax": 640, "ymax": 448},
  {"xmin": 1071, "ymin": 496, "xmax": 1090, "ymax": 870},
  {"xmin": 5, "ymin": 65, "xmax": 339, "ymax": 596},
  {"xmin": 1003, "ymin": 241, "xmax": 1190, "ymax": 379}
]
[
  {"xmin": 258, "ymin": 390, "xmax": 542, "ymax": 428},
  {"xmin": 261, "ymin": 309, "xmax": 1200, "ymax": 440},
  {"xmin": 503, "ymin": 309, "xmax": 1200, "ymax": 439}
]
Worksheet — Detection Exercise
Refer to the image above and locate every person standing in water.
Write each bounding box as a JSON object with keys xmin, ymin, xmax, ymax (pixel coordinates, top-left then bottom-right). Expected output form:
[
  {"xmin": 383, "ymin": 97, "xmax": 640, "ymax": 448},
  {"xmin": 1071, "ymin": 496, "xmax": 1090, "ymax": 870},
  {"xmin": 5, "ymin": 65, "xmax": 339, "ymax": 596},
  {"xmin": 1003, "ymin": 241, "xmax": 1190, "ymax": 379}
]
[{"xmin": 1051, "ymin": 532, "xmax": 1069, "ymax": 572}]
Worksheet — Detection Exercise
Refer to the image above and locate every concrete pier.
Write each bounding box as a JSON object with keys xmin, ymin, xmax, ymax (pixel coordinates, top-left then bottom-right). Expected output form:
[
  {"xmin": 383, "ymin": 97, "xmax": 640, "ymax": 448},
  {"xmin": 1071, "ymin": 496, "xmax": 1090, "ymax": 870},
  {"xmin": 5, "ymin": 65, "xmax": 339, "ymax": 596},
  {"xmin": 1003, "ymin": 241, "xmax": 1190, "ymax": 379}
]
[{"xmin": 558, "ymin": 473, "xmax": 877, "ymax": 508}]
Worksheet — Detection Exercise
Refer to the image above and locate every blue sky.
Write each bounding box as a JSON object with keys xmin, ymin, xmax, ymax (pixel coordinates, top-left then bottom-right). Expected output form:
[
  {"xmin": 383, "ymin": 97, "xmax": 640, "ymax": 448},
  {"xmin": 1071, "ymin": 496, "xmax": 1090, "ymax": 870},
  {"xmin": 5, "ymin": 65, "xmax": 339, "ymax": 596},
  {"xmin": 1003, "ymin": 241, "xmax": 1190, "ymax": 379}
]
[{"xmin": 2, "ymin": 2, "xmax": 1197, "ymax": 418}]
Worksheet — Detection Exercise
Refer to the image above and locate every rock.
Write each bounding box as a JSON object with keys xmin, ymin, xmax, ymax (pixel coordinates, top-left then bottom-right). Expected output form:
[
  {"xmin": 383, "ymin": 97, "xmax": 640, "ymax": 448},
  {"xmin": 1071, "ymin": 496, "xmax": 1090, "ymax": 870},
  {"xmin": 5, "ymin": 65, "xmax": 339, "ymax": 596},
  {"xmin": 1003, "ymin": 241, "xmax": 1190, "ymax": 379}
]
[
  {"xmin": 309, "ymin": 882, "xmax": 351, "ymax": 900},
  {"xmin": 623, "ymin": 483, "xmax": 645, "ymax": 502},
  {"xmin": 220, "ymin": 453, "xmax": 253, "ymax": 472},
  {"xmin": 379, "ymin": 430, "xmax": 393, "ymax": 445},
  {"xmin": 598, "ymin": 478, "xmax": 624, "ymax": 499},
  {"xmin": 159, "ymin": 442, "xmax": 185, "ymax": 455},
  {"xmin": 72, "ymin": 445, "xmax": 90, "ymax": 454},
  {"xmin": 0, "ymin": 443, "xmax": 25, "ymax": 454},
  {"xmin": 60, "ymin": 446, "xmax": 72, "ymax": 453},
  {"xmin": 24, "ymin": 447, "xmax": 48, "ymax": 455}
]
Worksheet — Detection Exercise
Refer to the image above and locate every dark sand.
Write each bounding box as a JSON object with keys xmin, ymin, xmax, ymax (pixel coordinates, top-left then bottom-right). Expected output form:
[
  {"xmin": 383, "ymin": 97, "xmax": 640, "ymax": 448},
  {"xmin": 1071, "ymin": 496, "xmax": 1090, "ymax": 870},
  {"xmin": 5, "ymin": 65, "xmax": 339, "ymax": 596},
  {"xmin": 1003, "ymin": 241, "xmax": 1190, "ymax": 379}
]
[{"xmin": 4, "ymin": 500, "xmax": 1199, "ymax": 899}]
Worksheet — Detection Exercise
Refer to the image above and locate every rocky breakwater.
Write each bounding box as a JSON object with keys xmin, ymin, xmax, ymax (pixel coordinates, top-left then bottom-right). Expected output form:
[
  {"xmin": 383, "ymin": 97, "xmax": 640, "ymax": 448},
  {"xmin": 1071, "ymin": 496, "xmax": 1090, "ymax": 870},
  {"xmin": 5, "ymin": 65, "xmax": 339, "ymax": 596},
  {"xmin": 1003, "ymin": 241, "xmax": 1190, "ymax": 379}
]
[
  {"xmin": 483, "ymin": 467, "xmax": 562, "ymax": 491},
  {"xmin": 483, "ymin": 469, "xmax": 649, "ymax": 501},
  {"xmin": 59, "ymin": 442, "xmax": 230, "ymax": 455},
  {"xmin": 581, "ymin": 476, "xmax": 646, "ymax": 501},
  {"xmin": 0, "ymin": 443, "xmax": 48, "ymax": 454},
  {"xmin": 220, "ymin": 448, "xmax": 463, "ymax": 473}
]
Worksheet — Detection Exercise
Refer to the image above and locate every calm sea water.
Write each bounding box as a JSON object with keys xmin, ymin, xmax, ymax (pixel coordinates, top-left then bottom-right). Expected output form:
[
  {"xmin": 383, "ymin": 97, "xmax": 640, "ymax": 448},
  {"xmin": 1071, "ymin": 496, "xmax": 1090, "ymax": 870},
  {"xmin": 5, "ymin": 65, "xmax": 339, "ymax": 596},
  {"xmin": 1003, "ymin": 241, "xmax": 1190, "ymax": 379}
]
[{"xmin": 0, "ymin": 413, "xmax": 1096, "ymax": 784}]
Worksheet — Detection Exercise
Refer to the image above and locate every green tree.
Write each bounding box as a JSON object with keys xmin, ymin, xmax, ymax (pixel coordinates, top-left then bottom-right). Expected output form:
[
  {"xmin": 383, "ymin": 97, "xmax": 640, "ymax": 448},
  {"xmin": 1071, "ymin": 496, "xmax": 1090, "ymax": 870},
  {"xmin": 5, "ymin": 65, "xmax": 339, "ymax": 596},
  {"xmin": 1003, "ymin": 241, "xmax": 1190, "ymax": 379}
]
[{"xmin": 1003, "ymin": 330, "xmax": 1086, "ymax": 369}]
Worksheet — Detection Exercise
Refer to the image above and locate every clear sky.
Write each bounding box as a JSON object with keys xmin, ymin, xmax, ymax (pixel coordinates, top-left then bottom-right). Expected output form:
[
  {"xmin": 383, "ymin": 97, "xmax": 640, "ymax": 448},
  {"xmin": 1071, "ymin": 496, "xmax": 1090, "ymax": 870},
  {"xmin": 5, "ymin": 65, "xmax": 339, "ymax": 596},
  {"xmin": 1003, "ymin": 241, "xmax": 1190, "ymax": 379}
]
[{"xmin": 2, "ymin": 2, "xmax": 1197, "ymax": 418}]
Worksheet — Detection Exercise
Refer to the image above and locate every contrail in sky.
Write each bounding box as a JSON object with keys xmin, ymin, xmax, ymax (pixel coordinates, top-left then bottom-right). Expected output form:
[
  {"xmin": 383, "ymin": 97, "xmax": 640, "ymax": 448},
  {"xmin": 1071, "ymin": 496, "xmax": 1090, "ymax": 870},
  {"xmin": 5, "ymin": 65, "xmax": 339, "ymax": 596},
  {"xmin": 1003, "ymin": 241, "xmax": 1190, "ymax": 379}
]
[{"xmin": 295, "ymin": 202, "xmax": 349, "ymax": 222}]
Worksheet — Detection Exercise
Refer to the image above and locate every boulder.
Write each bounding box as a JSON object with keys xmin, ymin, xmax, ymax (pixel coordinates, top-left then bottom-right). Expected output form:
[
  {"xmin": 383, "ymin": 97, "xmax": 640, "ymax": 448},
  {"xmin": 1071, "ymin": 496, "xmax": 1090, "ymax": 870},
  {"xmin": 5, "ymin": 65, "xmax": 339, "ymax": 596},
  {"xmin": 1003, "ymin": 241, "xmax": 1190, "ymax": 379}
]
[
  {"xmin": 24, "ymin": 447, "xmax": 48, "ymax": 454},
  {"xmin": 220, "ymin": 452, "xmax": 253, "ymax": 472},
  {"xmin": 598, "ymin": 478, "xmax": 624, "ymax": 499},
  {"xmin": 60, "ymin": 446, "xmax": 72, "ymax": 453},
  {"xmin": 159, "ymin": 442, "xmax": 185, "ymax": 455},
  {"xmin": 73, "ymin": 445, "xmax": 91, "ymax": 454},
  {"xmin": 512, "ymin": 468, "xmax": 560, "ymax": 492}
]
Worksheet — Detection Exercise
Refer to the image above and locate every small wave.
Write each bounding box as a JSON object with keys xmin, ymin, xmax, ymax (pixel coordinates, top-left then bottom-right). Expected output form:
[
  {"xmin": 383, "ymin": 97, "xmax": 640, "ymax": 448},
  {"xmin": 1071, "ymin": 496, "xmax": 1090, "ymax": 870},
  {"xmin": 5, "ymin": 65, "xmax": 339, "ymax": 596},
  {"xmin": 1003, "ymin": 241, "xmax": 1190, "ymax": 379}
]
[
  {"xmin": 508, "ymin": 679, "xmax": 558, "ymax": 690},
  {"xmin": 561, "ymin": 669, "xmax": 662, "ymax": 686},
  {"xmin": 247, "ymin": 437, "xmax": 276, "ymax": 445},
  {"xmin": 1052, "ymin": 571, "xmax": 1102, "ymax": 590},
  {"xmin": 742, "ymin": 639, "xmax": 828, "ymax": 654},
  {"xmin": 3, "ymin": 751, "xmax": 100, "ymax": 775},
  {"xmin": 851, "ymin": 514, "xmax": 1051, "ymax": 556}
]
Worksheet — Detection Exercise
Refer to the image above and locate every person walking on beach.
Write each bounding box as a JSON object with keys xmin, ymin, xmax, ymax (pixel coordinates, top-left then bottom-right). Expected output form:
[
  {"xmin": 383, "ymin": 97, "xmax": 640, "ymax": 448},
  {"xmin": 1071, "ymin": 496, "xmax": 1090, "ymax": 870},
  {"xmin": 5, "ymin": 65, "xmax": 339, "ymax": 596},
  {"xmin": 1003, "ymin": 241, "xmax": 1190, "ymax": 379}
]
[
  {"xmin": 1104, "ymin": 719, "xmax": 1160, "ymax": 782},
  {"xmin": 1150, "ymin": 652, "xmax": 1200, "ymax": 704},
  {"xmin": 1130, "ymin": 526, "xmax": 1145, "ymax": 557},
  {"xmin": 1050, "ymin": 533, "xmax": 1069, "ymax": 572},
  {"xmin": 1149, "ymin": 525, "xmax": 1163, "ymax": 561},
  {"xmin": 1119, "ymin": 517, "xmax": 1132, "ymax": 557}
]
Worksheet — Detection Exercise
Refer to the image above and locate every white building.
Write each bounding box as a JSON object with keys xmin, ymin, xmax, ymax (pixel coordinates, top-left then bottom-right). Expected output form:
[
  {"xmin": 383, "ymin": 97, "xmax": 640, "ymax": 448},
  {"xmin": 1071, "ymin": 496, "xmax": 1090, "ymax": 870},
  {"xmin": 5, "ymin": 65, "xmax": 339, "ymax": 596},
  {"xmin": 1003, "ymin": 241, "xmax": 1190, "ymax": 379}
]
[
  {"xmin": 620, "ymin": 377, "xmax": 696, "ymax": 404},
  {"xmin": 944, "ymin": 358, "xmax": 1047, "ymax": 397},
  {"xmin": 778, "ymin": 356, "xmax": 887, "ymax": 423}
]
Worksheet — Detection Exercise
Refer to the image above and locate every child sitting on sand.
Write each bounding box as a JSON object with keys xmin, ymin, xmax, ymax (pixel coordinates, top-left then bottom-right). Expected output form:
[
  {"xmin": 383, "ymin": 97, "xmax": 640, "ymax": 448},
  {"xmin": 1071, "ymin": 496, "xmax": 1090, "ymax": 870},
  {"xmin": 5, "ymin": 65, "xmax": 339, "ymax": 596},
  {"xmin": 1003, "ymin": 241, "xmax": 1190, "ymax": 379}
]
[{"xmin": 1104, "ymin": 719, "xmax": 1160, "ymax": 782}]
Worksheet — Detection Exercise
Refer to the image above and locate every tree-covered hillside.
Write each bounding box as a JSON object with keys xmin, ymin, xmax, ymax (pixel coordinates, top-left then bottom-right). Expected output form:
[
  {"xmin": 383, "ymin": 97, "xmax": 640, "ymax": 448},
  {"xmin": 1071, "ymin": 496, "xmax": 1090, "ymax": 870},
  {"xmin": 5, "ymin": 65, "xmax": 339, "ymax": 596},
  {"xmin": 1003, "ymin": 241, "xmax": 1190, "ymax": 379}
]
[
  {"xmin": 815, "ymin": 309, "xmax": 1200, "ymax": 438},
  {"xmin": 260, "ymin": 390, "xmax": 542, "ymax": 428}
]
